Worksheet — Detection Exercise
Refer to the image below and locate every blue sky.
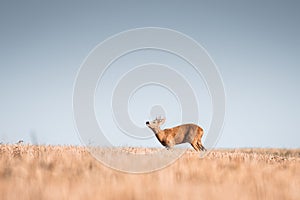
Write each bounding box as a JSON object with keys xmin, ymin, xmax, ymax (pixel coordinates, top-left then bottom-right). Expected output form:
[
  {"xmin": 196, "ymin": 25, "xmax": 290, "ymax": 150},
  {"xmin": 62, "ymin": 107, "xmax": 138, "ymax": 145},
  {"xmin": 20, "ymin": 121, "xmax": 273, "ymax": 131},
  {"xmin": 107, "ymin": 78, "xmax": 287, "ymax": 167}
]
[{"xmin": 0, "ymin": 0, "xmax": 299, "ymax": 148}]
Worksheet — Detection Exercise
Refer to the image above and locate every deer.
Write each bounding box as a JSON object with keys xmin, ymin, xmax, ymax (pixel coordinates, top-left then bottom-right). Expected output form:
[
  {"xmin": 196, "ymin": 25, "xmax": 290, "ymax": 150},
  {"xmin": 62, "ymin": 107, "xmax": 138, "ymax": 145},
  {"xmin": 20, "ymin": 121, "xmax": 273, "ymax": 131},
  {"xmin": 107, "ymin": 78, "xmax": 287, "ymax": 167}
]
[{"xmin": 146, "ymin": 117, "xmax": 206, "ymax": 151}]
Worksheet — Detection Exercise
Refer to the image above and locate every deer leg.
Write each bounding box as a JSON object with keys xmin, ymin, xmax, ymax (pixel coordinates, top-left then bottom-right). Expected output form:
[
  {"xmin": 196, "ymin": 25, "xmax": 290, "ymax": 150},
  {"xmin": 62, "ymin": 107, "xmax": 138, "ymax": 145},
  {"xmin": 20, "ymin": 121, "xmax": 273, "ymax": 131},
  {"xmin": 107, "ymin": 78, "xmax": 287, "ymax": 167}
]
[
  {"xmin": 200, "ymin": 144, "xmax": 207, "ymax": 151},
  {"xmin": 191, "ymin": 142, "xmax": 200, "ymax": 151},
  {"xmin": 165, "ymin": 138, "xmax": 175, "ymax": 150},
  {"xmin": 196, "ymin": 142, "xmax": 201, "ymax": 150},
  {"xmin": 197, "ymin": 140, "xmax": 207, "ymax": 151}
]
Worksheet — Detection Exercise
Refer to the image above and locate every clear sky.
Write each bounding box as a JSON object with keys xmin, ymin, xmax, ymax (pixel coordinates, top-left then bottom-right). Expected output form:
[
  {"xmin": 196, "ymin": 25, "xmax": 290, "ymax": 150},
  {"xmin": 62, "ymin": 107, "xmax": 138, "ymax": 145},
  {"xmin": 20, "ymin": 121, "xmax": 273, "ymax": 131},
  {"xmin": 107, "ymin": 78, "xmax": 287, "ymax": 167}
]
[{"xmin": 0, "ymin": 0, "xmax": 299, "ymax": 148}]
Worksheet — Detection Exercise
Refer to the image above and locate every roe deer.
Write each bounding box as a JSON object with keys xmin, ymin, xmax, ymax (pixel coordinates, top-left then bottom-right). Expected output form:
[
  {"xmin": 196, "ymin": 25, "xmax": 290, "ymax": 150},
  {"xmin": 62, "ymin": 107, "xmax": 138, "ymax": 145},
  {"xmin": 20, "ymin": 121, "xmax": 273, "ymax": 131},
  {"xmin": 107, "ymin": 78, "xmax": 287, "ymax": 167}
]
[{"xmin": 146, "ymin": 117, "xmax": 206, "ymax": 151}]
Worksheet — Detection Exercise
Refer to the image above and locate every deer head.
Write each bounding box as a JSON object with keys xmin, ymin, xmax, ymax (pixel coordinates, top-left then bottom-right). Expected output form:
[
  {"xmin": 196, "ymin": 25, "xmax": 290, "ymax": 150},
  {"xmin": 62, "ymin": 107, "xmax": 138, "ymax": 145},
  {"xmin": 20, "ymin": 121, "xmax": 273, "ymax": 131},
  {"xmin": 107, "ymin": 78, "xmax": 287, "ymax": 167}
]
[{"xmin": 145, "ymin": 117, "xmax": 166, "ymax": 132}]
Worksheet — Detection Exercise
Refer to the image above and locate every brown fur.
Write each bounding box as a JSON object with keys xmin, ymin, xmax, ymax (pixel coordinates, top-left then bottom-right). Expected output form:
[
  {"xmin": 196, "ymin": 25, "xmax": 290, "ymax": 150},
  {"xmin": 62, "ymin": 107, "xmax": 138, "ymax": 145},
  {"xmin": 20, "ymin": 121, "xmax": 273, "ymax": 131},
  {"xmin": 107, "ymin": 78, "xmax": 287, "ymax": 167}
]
[{"xmin": 146, "ymin": 118, "xmax": 206, "ymax": 152}]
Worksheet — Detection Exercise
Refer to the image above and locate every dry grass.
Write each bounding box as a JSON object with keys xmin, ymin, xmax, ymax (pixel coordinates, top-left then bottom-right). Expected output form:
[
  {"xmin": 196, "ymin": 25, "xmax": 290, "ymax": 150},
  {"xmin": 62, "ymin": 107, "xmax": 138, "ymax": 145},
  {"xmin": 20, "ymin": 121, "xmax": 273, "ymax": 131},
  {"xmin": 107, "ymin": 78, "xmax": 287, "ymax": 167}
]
[{"xmin": 0, "ymin": 144, "xmax": 299, "ymax": 200}]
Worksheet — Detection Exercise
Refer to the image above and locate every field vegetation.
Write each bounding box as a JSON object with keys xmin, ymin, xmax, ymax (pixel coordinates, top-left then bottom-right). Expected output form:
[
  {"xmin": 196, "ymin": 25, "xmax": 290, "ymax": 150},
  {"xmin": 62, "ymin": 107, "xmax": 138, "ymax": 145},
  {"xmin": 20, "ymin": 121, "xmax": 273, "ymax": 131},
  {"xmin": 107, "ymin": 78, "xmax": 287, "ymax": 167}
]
[{"xmin": 0, "ymin": 144, "xmax": 299, "ymax": 200}]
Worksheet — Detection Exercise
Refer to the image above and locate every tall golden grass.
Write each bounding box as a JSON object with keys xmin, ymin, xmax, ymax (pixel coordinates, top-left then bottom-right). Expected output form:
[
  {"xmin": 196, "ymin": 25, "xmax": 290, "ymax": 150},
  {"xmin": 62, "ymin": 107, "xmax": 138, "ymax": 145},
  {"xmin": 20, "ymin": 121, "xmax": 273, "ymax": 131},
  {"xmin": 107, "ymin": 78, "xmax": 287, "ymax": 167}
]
[{"xmin": 0, "ymin": 144, "xmax": 299, "ymax": 200}]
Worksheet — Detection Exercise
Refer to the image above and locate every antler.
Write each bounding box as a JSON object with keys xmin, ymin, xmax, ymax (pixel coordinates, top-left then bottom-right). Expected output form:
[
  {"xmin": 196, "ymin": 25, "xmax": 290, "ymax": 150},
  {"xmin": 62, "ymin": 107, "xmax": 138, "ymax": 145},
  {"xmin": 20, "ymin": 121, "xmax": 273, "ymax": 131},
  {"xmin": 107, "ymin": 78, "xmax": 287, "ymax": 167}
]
[{"xmin": 155, "ymin": 115, "xmax": 166, "ymax": 122}]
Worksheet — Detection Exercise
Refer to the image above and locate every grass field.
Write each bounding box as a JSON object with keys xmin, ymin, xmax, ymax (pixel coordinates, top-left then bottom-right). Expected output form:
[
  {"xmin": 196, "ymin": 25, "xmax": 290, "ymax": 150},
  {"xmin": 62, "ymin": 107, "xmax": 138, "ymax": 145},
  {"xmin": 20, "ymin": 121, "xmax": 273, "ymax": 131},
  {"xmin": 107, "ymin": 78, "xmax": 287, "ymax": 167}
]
[{"xmin": 0, "ymin": 144, "xmax": 299, "ymax": 200}]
